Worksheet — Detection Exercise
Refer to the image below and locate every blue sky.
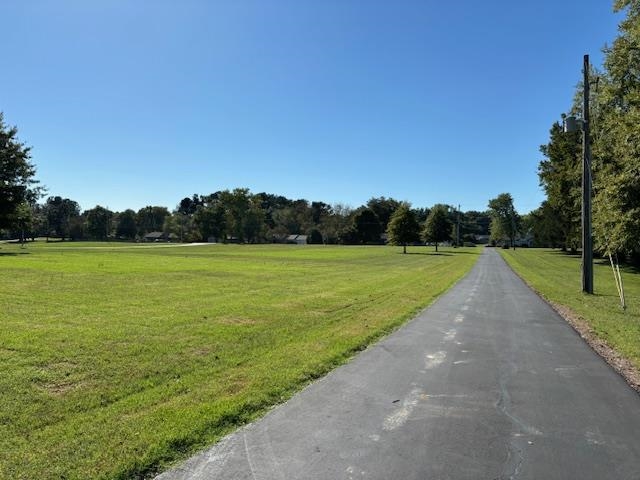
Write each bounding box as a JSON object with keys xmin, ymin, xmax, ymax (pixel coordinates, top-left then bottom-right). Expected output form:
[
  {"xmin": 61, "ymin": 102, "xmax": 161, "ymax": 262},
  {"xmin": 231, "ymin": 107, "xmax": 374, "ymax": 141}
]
[{"xmin": 2, "ymin": 1, "xmax": 624, "ymax": 213}]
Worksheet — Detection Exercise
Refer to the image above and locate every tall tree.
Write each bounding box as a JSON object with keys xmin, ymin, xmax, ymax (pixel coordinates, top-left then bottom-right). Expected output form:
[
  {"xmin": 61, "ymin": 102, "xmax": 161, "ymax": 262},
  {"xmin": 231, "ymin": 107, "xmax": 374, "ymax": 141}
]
[
  {"xmin": 116, "ymin": 209, "xmax": 138, "ymax": 240},
  {"xmin": 591, "ymin": 0, "xmax": 640, "ymax": 261},
  {"xmin": 44, "ymin": 196, "xmax": 81, "ymax": 240},
  {"xmin": 538, "ymin": 122, "xmax": 582, "ymax": 251},
  {"xmin": 488, "ymin": 193, "xmax": 520, "ymax": 248},
  {"xmin": 136, "ymin": 206, "xmax": 169, "ymax": 235},
  {"xmin": 218, "ymin": 188, "xmax": 253, "ymax": 242},
  {"xmin": 386, "ymin": 203, "xmax": 420, "ymax": 254},
  {"xmin": 352, "ymin": 207, "xmax": 382, "ymax": 244},
  {"xmin": 0, "ymin": 113, "xmax": 40, "ymax": 230},
  {"xmin": 423, "ymin": 204, "xmax": 452, "ymax": 252},
  {"xmin": 367, "ymin": 197, "xmax": 401, "ymax": 232},
  {"xmin": 193, "ymin": 200, "xmax": 226, "ymax": 242},
  {"xmin": 85, "ymin": 205, "xmax": 113, "ymax": 240}
]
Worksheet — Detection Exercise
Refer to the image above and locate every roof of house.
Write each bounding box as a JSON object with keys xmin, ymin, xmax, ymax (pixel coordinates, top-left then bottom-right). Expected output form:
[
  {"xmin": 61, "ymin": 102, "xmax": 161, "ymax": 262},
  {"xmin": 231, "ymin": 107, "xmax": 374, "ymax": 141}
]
[
  {"xmin": 144, "ymin": 231, "xmax": 165, "ymax": 239},
  {"xmin": 286, "ymin": 234, "xmax": 308, "ymax": 242}
]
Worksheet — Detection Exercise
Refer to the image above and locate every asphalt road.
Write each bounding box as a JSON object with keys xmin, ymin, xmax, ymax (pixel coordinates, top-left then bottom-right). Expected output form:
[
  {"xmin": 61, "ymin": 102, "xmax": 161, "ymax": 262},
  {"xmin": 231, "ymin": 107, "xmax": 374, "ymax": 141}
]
[{"xmin": 157, "ymin": 248, "xmax": 640, "ymax": 480}]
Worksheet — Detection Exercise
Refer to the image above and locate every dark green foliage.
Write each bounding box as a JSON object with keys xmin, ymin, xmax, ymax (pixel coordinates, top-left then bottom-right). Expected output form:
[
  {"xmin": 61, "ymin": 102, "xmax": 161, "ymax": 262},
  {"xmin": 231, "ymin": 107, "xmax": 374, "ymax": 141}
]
[
  {"xmin": 386, "ymin": 203, "xmax": 420, "ymax": 253},
  {"xmin": 462, "ymin": 210, "xmax": 491, "ymax": 238},
  {"xmin": 44, "ymin": 196, "xmax": 81, "ymax": 240},
  {"xmin": 367, "ymin": 197, "xmax": 401, "ymax": 232},
  {"xmin": 591, "ymin": 0, "xmax": 640, "ymax": 259},
  {"xmin": 116, "ymin": 209, "xmax": 138, "ymax": 240},
  {"xmin": 85, "ymin": 205, "xmax": 113, "ymax": 240},
  {"xmin": 177, "ymin": 195, "xmax": 203, "ymax": 215},
  {"xmin": 308, "ymin": 229, "xmax": 323, "ymax": 244},
  {"xmin": 538, "ymin": 122, "xmax": 582, "ymax": 251},
  {"xmin": 352, "ymin": 207, "xmax": 382, "ymax": 244},
  {"xmin": 0, "ymin": 113, "xmax": 39, "ymax": 230},
  {"xmin": 136, "ymin": 206, "xmax": 169, "ymax": 236},
  {"xmin": 488, "ymin": 193, "xmax": 520, "ymax": 248},
  {"xmin": 193, "ymin": 201, "xmax": 226, "ymax": 242},
  {"xmin": 423, "ymin": 204, "xmax": 452, "ymax": 252},
  {"xmin": 533, "ymin": 1, "xmax": 640, "ymax": 262}
]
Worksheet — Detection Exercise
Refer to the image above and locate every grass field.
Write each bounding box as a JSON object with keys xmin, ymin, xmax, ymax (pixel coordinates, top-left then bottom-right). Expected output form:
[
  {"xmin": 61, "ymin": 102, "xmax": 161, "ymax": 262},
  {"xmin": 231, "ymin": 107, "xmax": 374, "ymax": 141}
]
[
  {"xmin": 500, "ymin": 248, "xmax": 640, "ymax": 371},
  {"xmin": 0, "ymin": 242, "xmax": 479, "ymax": 479}
]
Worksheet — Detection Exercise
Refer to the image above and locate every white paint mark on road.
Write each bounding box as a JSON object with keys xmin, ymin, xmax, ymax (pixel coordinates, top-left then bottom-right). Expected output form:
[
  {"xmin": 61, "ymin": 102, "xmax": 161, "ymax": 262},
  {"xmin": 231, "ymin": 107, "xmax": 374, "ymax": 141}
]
[
  {"xmin": 555, "ymin": 366, "xmax": 579, "ymax": 378},
  {"xmin": 383, "ymin": 388, "xmax": 423, "ymax": 431},
  {"xmin": 453, "ymin": 360, "xmax": 470, "ymax": 365},
  {"xmin": 368, "ymin": 434, "xmax": 380, "ymax": 442},
  {"xmin": 444, "ymin": 329, "xmax": 457, "ymax": 341},
  {"xmin": 454, "ymin": 314, "xmax": 464, "ymax": 323},
  {"xmin": 586, "ymin": 430, "xmax": 605, "ymax": 445},
  {"xmin": 243, "ymin": 432, "xmax": 259, "ymax": 480},
  {"xmin": 424, "ymin": 351, "xmax": 446, "ymax": 369},
  {"xmin": 461, "ymin": 305, "xmax": 469, "ymax": 311}
]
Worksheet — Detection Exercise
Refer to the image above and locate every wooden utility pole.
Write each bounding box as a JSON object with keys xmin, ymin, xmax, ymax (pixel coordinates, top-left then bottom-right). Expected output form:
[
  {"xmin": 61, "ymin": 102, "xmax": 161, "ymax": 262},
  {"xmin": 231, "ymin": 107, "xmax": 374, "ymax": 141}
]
[{"xmin": 582, "ymin": 54, "xmax": 594, "ymax": 294}]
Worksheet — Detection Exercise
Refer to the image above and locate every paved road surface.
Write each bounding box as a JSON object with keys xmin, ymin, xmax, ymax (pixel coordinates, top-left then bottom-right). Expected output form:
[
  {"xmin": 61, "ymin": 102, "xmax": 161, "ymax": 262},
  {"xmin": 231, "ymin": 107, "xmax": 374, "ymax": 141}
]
[{"xmin": 157, "ymin": 248, "xmax": 640, "ymax": 480}]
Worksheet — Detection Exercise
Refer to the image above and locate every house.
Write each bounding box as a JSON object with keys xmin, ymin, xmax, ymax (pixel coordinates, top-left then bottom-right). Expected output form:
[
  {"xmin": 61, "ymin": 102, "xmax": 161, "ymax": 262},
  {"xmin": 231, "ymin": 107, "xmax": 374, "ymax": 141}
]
[
  {"xmin": 143, "ymin": 231, "xmax": 165, "ymax": 242},
  {"xmin": 143, "ymin": 232, "xmax": 177, "ymax": 242},
  {"xmin": 474, "ymin": 234, "xmax": 491, "ymax": 245},
  {"xmin": 286, "ymin": 234, "xmax": 308, "ymax": 245}
]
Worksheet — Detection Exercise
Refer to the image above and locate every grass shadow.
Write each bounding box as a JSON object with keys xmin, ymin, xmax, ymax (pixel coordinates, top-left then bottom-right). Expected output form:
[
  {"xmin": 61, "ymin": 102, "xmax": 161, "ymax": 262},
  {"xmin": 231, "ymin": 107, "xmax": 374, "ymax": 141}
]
[
  {"xmin": 0, "ymin": 251, "xmax": 30, "ymax": 256},
  {"xmin": 404, "ymin": 251, "xmax": 453, "ymax": 256}
]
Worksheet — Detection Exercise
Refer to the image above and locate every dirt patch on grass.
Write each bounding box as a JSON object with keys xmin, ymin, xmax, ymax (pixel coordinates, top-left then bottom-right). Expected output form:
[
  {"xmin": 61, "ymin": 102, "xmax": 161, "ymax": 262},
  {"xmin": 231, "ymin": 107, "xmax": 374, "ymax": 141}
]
[
  {"xmin": 546, "ymin": 300, "xmax": 640, "ymax": 393},
  {"xmin": 218, "ymin": 317, "xmax": 258, "ymax": 326},
  {"xmin": 40, "ymin": 380, "xmax": 80, "ymax": 396}
]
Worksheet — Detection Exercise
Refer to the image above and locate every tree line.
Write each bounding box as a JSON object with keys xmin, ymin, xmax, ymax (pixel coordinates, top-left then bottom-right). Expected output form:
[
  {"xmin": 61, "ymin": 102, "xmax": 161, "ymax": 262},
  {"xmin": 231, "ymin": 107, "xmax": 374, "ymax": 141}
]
[
  {"xmin": 1, "ymin": 181, "xmax": 495, "ymax": 247},
  {"xmin": 530, "ymin": 0, "xmax": 640, "ymax": 263}
]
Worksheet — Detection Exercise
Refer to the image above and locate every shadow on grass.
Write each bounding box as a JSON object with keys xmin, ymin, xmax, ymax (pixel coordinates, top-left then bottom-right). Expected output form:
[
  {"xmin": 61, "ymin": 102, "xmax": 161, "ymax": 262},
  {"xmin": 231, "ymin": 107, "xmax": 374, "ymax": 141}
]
[
  {"xmin": 547, "ymin": 249, "xmax": 582, "ymax": 258},
  {"xmin": 403, "ymin": 251, "xmax": 453, "ymax": 256},
  {"xmin": 0, "ymin": 251, "xmax": 30, "ymax": 256}
]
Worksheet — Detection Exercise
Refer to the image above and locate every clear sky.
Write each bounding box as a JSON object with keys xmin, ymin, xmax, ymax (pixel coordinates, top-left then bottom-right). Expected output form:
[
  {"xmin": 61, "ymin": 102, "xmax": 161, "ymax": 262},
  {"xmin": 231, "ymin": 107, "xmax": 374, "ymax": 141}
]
[{"xmin": 2, "ymin": 1, "xmax": 624, "ymax": 214}]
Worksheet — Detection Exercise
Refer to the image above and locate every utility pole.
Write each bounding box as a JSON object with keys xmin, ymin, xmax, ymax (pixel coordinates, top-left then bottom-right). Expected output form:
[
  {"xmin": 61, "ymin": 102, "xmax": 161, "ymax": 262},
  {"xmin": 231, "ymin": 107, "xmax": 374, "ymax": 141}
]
[
  {"xmin": 582, "ymin": 54, "xmax": 593, "ymax": 294},
  {"xmin": 457, "ymin": 204, "xmax": 461, "ymax": 247}
]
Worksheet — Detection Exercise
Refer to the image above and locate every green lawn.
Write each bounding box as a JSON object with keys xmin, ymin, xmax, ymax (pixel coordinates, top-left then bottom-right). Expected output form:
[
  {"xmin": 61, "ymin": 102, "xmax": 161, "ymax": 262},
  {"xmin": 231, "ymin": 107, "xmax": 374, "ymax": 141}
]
[
  {"xmin": 0, "ymin": 242, "xmax": 479, "ymax": 479},
  {"xmin": 500, "ymin": 248, "xmax": 640, "ymax": 370}
]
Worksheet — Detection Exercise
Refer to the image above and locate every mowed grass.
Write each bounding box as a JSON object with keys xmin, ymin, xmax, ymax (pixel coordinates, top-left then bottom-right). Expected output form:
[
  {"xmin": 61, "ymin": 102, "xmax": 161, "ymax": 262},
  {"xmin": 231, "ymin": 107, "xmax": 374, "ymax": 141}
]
[
  {"xmin": 500, "ymin": 248, "xmax": 640, "ymax": 370},
  {"xmin": 0, "ymin": 242, "xmax": 479, "ymax": 479}
]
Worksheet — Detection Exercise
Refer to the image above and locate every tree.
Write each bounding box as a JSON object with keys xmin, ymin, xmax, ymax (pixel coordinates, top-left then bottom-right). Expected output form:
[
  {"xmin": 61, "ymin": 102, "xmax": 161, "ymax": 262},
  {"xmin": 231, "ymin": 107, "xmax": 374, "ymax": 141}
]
[
  {"xmin": 590, "ymin": 0, "xmax": 640, "ymax": 261},
  {"xmin": 0, "ymin": 113, "xmax": 40, "ymax": 230},
  {"xmin": 13, "ymin": 202, "xmax": 34, "ymax": 244},
  {"xmin": 44, "ymin": 196, "xmax": 81, "ymax": 240},
  {"xmin": 422, "ymin": 204, "xmax": 452, "ymax": 252},
  {"xmin": 116, "ymin": 209, "xmax": 138, "ymax": 240},
  {"xmin": 352, "ymin": 207, "xmax": 381, "ymax": 244},
  {"xmin": 136, "ymin": 206, "xmax": 169, "ymax": 236},
  {"xmin": 193, "ymin": 201, "xmax": 226, "ymax": 242},
  {"xmin": 488, "ymin": 193, "xmax": 520, "ymax": 248},
  {"xmin": 386, "ymin": 203, "xmax": 420, "ymax": 254},
  {"xmin": 177, "ymin": 194, "xmax": 203, "ymax": 216},
  {"xmin": 310, "ymin": 201, "xmax": 332, "ymax": 225},
  {"xmin": 526, "ymin": 201, "xmax": 564, "ymax": 248},
  {"xmin": 85, "ymin": 205, "xmax": 113, "ymax": 240},
  {"xmin": 367, "ymin": 197, "xmax": 401, "ymax": 232},
  {"xmin": 321, "ymin": 203, "xmax": 352, "ymax": 244},
  {"xmin": 538, "ymin": 122, "xmax": 582, "ymax": 251}
]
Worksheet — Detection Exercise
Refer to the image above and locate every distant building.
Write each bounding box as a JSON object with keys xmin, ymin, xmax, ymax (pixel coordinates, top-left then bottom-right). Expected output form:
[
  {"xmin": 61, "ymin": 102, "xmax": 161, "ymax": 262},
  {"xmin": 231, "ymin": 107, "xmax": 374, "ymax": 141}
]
[
  {"xmin": 143, "ymin": 232, "xmax": 177, "ymax": 242},
  {"xmin": 286, "ymin": 234, "xmax": 308, "ymax": 245},
  {"xmin": 474, "ymin": 234, "xmax": 490, "ymax": 245}
]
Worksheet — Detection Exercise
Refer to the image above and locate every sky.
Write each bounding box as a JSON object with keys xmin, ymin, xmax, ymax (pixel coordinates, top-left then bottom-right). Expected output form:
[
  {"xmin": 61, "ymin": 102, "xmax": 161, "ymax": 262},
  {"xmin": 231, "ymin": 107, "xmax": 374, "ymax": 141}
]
[{"xmin": 1, "ymin": 1, "xmax": 625, "ymax": 214}]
